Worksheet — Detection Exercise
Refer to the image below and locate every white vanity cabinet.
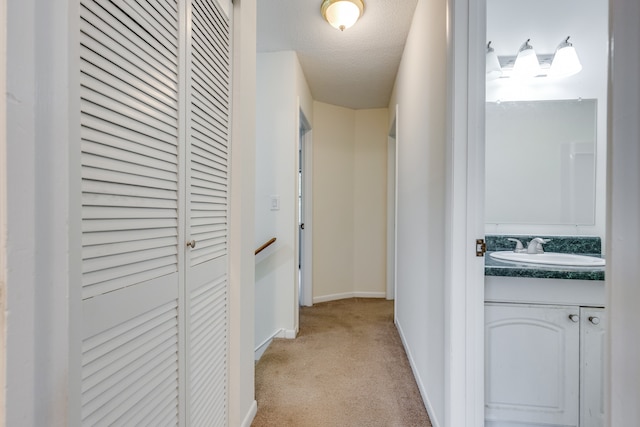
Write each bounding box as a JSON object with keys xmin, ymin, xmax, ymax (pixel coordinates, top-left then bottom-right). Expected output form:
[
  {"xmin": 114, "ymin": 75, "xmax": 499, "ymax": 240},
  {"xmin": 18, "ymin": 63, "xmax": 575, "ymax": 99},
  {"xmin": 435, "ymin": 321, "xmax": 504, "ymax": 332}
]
[{"xmin": 485, "ymin": 303, "xmax": 605, "ymax": 427}]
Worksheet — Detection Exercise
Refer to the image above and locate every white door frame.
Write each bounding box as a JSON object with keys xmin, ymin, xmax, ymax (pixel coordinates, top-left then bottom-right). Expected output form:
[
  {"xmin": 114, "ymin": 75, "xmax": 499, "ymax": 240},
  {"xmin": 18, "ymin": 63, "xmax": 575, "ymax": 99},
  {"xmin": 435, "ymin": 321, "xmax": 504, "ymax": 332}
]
[
  {"xmin": 607, "ymin": 0, "xmax": 640, "ymax": 423},
  {"xmin": 298, "ymin": 108, "xmax": 313, "ymax": 307},
  {"xmin": 445, "ymin": 0, "xmax": 486, "ymax": 425},
  {"xmin": 386, "ymin": 108, "xmax": 398, "ymax": 301},
  {"xmin": 0, "ymin": 0, "xmax": 7, "ymax": 415}
]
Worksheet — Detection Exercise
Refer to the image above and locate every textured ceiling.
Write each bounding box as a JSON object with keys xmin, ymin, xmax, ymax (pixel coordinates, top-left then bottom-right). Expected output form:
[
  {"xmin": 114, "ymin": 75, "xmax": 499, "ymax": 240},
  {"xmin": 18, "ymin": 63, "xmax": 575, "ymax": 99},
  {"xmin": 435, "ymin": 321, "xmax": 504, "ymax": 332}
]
[{"xmin": 257, "ymin": 0, "xmax": 419, "ymax": 110}]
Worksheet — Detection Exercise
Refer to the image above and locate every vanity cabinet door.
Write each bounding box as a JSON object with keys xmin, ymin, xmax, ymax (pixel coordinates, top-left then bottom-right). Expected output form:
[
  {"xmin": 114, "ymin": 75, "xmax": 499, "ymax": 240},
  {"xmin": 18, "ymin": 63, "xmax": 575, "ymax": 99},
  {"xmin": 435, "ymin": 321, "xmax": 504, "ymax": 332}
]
[
  {"xmin": 485, "ymin": 303, "xmax": 580, "ymax": 427},
  {"xmin": 580, "ymin": 307, "xmax": 606, "ymax": 427}
]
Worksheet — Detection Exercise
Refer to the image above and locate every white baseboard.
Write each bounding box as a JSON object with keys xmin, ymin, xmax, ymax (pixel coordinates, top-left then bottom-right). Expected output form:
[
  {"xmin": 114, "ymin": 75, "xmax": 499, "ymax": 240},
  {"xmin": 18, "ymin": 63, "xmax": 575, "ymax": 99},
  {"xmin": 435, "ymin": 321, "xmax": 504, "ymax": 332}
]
[
  {"xmin": 396, "ymin": 319, "xmax": 441, "ymax": 427},
  {"xmin": 277, "ymin": 328, "xmax": 297, "ymax": 339},
  {"xmin": 254, "ymin": 329, "xmax": 281, "ymax": 361},
  {"xmin": 240, "ymin": 400, "xmax": 258, "ymax": 427},
  {"xmin": 254, "ymin": 328, "xmax": 297, "ymax": 361},
  {"xmin": 313, "ymin": 291, "xmax": 386, "ymax": 304}
]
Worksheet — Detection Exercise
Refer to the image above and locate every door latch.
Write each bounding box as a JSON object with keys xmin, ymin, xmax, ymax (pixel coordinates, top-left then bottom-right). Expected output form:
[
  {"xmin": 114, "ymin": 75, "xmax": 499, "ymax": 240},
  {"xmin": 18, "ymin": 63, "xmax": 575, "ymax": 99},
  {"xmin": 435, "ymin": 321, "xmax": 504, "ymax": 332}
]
[{"xmin": 476, "ymin": 239, "xmax": 487, "ymax": 257}]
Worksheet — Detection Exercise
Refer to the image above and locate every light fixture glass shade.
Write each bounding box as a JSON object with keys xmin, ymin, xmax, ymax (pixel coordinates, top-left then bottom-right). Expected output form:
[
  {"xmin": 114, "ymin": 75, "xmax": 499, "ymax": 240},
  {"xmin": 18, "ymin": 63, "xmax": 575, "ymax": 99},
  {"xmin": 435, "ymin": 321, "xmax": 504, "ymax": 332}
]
[
  {"xmin": 321, "ymin": 0, "xmax": 364, "ymax": 31},
  {"xmin": 549, "ymin": 37, "xmax": 582, "ymax": 78},
  {"xmin": 512, "ymin": 39, "xmax": 541, "ymax": 78},
  {"xmin": 486, "ymin": 42, "xmax": 503, "ymax": 80}
]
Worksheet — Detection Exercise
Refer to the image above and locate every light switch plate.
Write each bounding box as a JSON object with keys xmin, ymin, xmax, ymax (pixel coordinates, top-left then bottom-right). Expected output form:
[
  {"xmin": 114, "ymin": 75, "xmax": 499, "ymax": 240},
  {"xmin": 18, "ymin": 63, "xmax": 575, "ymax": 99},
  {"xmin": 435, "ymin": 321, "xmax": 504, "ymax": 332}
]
[{"xmin": 270, "ymin": 195, "xmax": 280, "ymax": 211}]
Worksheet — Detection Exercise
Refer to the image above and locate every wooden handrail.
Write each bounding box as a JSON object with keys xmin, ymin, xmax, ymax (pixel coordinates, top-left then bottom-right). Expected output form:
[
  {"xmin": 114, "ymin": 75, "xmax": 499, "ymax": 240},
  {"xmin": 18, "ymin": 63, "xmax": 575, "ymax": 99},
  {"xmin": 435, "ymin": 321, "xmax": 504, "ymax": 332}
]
[{"xmin": 255, "ymin": 237, "xmax": 276, "ymax": 255}]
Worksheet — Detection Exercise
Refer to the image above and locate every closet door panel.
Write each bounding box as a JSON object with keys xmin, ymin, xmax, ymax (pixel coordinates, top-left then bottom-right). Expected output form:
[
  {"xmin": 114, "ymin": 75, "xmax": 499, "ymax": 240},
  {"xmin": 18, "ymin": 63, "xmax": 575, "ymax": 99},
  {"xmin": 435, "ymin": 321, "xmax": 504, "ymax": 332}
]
[
  {"xmin": 185, "ymin": 0, "xmax": 231, "ymax": 424},
  {"xmin": 79, "ymin": 0, "xmax": 182, "ymax": 424}
]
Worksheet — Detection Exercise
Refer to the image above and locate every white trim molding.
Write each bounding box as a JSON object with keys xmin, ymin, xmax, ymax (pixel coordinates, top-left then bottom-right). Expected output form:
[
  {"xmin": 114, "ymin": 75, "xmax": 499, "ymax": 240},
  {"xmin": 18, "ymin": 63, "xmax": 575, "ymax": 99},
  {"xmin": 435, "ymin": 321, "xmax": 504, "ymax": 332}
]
[
  {"xmin": 254, "ymin": 328, "xmax": 297, "ymax": 361},
  {"xmin": 313, "ymin": 291, "xmax": 386, "ymax": 304},
  {"xmin": 240, "ymin": 400, "xmax": 258, "ymax": 427},
  {"xmin": 396, "ymin": 319, "xmax": 441, "ymax": 427},
  {"xmin": 444, "ymin": 0, "xmax": 486, "ymax": 425}
]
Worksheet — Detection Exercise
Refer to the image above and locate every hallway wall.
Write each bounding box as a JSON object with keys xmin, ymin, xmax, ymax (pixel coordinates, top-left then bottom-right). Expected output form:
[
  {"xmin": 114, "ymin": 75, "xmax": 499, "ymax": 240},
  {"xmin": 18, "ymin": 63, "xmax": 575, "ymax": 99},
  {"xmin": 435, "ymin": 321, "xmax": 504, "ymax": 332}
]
[
  {"xmin": 312, "ymin": 103, "xmax": 388, "ymax": 302},
  {"xmin": 353, "ymin": 109, "xmax": 389, "ymax": 295},
  {"xmin": 388, "ymin": 0, "xmax": 448, "ymax": 424},
  {"xmin": 255, "ymin": 51, "xmax": 313, "ymax": 356}
]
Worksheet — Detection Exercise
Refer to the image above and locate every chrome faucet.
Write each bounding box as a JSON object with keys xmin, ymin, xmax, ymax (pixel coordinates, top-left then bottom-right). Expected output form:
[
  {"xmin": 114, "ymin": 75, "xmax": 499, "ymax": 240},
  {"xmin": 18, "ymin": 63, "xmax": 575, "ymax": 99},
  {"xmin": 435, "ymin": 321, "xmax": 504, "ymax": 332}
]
[
  {"xmin": 507, "ymin": 238, "xmax": 525, "ymax": 253},
  {"xmin": 527, "ymin": 237, "xmax": 551, "ymax": 254}
]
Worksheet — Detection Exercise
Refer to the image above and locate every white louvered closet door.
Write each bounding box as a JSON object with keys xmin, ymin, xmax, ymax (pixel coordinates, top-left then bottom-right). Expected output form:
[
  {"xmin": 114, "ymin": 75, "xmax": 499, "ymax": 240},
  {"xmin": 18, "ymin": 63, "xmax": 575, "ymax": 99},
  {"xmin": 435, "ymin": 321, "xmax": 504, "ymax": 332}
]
[
  {"xmin": 185, "ymin": 0, "xmax": 231, "ymax": 425},
  {"xmin": 78, "ymin": 0, "xmax": 231, "ymax": 425}
]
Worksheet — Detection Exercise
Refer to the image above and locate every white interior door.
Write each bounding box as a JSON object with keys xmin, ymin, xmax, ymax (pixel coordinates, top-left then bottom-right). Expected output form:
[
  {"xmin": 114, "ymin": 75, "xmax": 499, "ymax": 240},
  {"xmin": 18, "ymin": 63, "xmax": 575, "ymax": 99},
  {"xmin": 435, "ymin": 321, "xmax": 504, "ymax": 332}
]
[
  {"xmin": 78, "ymin": 0, "xmax": 231, "ymax": 424},
  {"xmin": 79, "ymin": 1, "xmax": 183, "ymax": 423},
  {"xmin": 185, "ymin": 0, "xmax": 232, "ymax": 424}
]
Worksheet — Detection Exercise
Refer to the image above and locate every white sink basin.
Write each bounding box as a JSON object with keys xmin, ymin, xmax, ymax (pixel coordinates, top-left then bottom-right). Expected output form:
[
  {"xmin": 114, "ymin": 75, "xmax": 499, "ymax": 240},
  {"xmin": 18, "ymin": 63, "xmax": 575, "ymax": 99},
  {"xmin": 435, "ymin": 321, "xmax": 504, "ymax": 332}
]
[{"xmin": 489, "ymin": 251, "xmax": 605, "ymax": 267}]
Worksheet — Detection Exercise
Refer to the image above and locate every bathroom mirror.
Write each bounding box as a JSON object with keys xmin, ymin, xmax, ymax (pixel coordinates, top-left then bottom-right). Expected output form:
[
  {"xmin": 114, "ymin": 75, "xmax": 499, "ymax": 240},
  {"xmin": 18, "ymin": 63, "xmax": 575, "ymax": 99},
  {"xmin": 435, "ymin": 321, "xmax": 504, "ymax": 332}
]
[{"xmin": 485, "ymin": 99, "xmax": 597, "ymax": 225}]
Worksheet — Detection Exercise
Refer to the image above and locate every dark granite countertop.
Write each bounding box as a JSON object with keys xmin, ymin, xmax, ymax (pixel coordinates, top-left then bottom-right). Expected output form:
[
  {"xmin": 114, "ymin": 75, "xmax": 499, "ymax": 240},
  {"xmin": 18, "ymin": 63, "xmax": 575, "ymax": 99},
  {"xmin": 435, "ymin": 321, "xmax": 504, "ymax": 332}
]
[
  {"xmin": 484, "ymin": 235, "xmax": 605, "ymax": 281},
  {"xmin": 485, "ymin": 251, "xmax": 605, "ymax": 281}
]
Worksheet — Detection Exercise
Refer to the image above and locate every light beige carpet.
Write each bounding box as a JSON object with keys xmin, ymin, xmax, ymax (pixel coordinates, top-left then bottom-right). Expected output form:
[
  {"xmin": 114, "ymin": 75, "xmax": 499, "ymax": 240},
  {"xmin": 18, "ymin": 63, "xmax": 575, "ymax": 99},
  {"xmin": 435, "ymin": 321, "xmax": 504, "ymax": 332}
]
[{"xmin": 252, "ymin": 298, "xmax": 432, "ymax": 427}]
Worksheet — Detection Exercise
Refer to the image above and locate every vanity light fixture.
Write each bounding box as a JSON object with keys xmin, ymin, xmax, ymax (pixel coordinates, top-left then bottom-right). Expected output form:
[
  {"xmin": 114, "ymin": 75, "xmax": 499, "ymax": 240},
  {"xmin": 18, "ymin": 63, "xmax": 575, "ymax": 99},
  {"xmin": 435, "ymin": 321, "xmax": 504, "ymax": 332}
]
[
  {"xmin": 487, "ymin": 36, "xmax": 583, "ymax": 81},
  {"xmin": 512, "ymin": 39, "xmax": 541, "ymax": 78},
  {"xmin": 549, "ymin": 36, "xmax": 582, "ymax": 78},
  {"xmin": 321, "ymin": 0, "xmax": 364, "ymax": 31},
  {"xmin": 486, "ymin": 41, "xmax": 503, "ymax": 80}
]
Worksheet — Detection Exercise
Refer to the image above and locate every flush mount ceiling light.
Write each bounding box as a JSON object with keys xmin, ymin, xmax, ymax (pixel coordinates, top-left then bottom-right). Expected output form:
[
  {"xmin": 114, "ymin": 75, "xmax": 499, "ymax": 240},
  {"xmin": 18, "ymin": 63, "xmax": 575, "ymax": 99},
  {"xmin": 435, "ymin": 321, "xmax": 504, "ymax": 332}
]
[
  {"xmin": 549, "ymin": 36, "xmax": 583, "ymax": 78},
  {"xmin": 512, "ymin": 39, "xmax": 541, "ymax": 78},
  {"xmin": 321, "ymin": 0, "xmax": 364, "ymax": 31}
]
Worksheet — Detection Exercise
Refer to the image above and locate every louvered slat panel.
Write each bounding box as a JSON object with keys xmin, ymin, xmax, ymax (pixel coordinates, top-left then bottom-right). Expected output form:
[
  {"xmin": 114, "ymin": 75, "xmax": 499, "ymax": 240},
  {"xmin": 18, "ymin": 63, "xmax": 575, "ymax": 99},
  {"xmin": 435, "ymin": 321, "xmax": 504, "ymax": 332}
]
[
  {"xmin": 83, "ymin": 260, "xmax": 177, "ymax": 299},
  {"xmin": 191, "ymin": 74, "xmax": 228, "ymax": 122},
  {"xmin": 191, "ymin": 190, "xmax": 225, "ymax": 202},
  {"xmin": 191, "ymin": 122, "xmax": 228, "ymax": 158},
  {"xmin": 82, "ymin": 180, "xmax": 177, "ymax": 202},
  {"xmin": 192, "ymin": 1, "xmax": 230, "ymax": 68},
  {"xmin": 191, "ymin": 13, "xmax": 230, "ymax": 80},
  {"xmin": 81, "ymin": 301, "xmax": 179, "ymax": 426},
  {"xmin": 189, "ymin": 274, "xmax": 228, "ymax": 426},
  {"xmin": 81, "ymin": 73, "xmax": 177, "ymax": 129},
  {"xmin": 120, "ymin": 0, "xmax": 179, "ymax": 49},
  {"xmin": 81, "ymin": 86, "xmax": 178, "ymax": 137},
  {"xmin": 83, "ymin": 193, "xmax": 177, "ymax": 210},
  {"xmin": 82, "ymin": 167, "xmax": 177, "ymax": 192},
  {"xmin": 116, "ymin": 375, "xmax": 178, "ymax": 426},
  {"xmin": 81, "ymin": 60, "xmax": 178, "ymax": 119},
  {"xmin": 188, "ymin": 0, "xmax": 230, "ymax": 268},
  {"xmin": 82, "ymin": 218, "xmax": 177, "ymax": 233},
  {"xmin": 80, "ymin": 0, "xmax": 179, "ymax": 296},
  {"xmin": 191, "ymin": 59, "xmax": 229, "ymax": 111},
  {"xmin": 191, "ymin": 143, "xmax": 226, "ymax": 169},
  {"xmin": 85, "ymin": 0, "xmax": 177, "ymax": 70},
  {"xmin": 81, "ymin": 115, "xmax": 177, "ymax": 158},
  {"xmin": 191, "ymin": 127, "xmax": 227, "ymax": 155},
  {"xmin": 80, "ymin": 6, "xmax": 177, "ymax": 93},
  {"xmin": 82, "ymin": 227, "xmax": 176, "ymax": 246},
  {"xmin": 83, "ymin": 236, "xmax": 177, "ymax": 259},
  {"xmin": 192, "ymin": 153, "xmax": 227, "ymax": 176},
  {"xmin": 82, "ymin": 130, "xmax": 177, "ymax": 166}
]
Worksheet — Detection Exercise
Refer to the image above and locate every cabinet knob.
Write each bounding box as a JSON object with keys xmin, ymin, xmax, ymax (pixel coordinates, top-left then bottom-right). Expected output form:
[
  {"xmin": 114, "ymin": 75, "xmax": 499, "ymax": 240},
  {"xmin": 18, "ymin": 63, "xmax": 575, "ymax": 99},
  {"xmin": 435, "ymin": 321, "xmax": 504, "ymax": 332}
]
[
  {"xmin": 569, "ymin": 314, "xmax": 580, "ymax": 323},
  {"xmin": 589, "ymin": 316, "xmax": 601, "ymax": 325},
  {"xmin": 186, "ymin": 239, "xmax": 196, "ymax": 248}
]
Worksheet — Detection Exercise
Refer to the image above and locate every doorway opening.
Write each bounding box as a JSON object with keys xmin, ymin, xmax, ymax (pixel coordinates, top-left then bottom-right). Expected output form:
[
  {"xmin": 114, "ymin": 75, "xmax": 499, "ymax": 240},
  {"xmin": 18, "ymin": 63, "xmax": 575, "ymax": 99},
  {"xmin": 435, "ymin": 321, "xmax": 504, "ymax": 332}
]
[
  {"xmin": 298, "ymin": 110, "xmax": 312, "ymax": 307},
  {"xmin": 387, "ymin": 108, "xmax": 398, "ymax": 302}
]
